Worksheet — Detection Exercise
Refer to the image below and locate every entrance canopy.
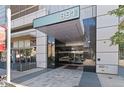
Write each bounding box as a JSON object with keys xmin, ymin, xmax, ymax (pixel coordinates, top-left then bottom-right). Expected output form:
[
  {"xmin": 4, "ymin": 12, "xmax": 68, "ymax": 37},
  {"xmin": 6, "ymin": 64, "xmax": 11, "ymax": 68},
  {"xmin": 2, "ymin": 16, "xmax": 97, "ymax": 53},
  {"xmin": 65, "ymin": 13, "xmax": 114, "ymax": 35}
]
[
  {"xmin": 33, "ymin": 6, "xmax": 84, "ymax": 43},
  {"xmin": 36, "ymin": 19, "xmax": 83, "ymax": 43}
]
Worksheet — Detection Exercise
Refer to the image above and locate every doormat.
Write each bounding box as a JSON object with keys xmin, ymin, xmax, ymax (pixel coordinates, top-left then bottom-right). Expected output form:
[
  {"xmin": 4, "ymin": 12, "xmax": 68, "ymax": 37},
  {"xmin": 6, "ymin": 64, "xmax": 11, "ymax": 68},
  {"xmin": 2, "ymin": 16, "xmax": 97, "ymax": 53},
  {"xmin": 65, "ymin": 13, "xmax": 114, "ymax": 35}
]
[
  {"xmin": 64, "ymin": 65, "xmax": 79, "ymax": 69},
  {"xmin": 83, "ymin": 66, "xmax": 96, "ymax": 72}
]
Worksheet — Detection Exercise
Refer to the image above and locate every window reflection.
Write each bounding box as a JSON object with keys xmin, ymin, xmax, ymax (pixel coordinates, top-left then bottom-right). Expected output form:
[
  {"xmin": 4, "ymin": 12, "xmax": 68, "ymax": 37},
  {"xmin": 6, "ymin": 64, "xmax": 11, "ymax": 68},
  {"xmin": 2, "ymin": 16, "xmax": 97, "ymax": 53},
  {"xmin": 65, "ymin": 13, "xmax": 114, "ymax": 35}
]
[
  {"xmin": 12, "ymin": 48, "xmax": 36, "ymax": 63},
  {"xmin": 47, "ymin": 35, "xmax": 55, "ymax": 68},
  {"xmin": 11, "ymin": 37, "xmax": 36, "ymax": 71}
]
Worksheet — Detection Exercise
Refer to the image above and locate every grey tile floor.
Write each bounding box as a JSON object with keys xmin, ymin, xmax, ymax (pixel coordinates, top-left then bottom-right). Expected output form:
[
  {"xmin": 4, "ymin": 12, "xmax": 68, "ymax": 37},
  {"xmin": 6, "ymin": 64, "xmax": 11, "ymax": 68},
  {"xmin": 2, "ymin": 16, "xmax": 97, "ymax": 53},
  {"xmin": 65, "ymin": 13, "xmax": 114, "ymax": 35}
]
[
  {"xmin": 1, "ymin": 66, "xmax": 124, "ymax": 87},
  {"xmin": 97, "ymin": 74, "xmax": 124, "ymax": 87},
  {"xmin": 19, "ymin": 66, "xmax": 83, "ymax": 87},
  {"xmin": 12, "ymin": 68, "xmax": 52, "ymax": 84}
]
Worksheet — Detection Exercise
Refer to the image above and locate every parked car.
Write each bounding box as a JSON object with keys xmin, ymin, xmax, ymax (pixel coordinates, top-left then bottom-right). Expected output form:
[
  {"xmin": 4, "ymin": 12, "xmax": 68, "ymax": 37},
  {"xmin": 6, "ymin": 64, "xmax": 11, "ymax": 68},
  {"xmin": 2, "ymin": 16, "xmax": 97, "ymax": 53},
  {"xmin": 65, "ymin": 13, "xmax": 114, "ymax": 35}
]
[{"xmin": 59, "ymin": 56, "xmax": 72, "ymax": 62}]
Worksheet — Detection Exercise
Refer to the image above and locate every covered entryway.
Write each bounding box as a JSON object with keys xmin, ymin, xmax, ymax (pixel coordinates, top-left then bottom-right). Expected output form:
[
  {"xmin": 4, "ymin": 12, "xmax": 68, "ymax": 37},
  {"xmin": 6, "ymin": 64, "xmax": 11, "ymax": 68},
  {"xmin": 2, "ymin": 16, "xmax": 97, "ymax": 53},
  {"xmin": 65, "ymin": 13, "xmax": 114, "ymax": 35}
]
[
  {"xmin": 42, "ymin": 19, "xmax": 85, "ymax": 69},
  {"xmin": 33, "ymin": 6, "xmax": 96, "ymax": 72}
]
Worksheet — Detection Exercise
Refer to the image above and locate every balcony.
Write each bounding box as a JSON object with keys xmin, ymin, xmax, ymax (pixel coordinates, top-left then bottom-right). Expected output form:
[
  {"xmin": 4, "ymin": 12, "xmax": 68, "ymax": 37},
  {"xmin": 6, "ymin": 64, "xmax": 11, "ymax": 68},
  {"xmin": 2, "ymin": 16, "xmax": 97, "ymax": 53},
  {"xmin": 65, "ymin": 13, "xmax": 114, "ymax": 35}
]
[{"xmin": 11, "ymin": 8, "xmax": 47, "ymax": 29}]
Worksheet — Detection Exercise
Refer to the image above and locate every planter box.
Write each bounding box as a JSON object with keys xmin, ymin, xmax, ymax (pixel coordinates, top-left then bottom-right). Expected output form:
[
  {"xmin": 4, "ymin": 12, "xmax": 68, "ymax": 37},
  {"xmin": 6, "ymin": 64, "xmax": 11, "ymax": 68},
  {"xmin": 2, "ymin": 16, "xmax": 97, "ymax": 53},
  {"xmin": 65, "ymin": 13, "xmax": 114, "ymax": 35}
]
[{"xmin": 17, "ymin": 62, "xmax": 36, "ymax": 71}]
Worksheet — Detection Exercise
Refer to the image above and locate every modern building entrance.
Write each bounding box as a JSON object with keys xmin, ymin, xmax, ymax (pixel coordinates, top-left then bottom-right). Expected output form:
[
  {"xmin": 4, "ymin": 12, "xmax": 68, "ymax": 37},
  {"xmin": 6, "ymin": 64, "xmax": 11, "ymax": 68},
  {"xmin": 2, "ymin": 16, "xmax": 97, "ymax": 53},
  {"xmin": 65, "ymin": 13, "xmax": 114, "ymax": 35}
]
[{"xmin": 33, "ymin": 6, "xmax": 96, "ymax": 72}]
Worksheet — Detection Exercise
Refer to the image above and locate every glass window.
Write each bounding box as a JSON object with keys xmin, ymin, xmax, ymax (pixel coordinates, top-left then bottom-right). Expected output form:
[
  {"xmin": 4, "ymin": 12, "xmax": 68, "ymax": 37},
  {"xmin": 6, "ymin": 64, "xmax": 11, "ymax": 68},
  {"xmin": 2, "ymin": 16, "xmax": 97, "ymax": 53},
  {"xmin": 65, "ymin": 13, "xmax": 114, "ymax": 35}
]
[{"xmin": 47, "ymin": 36, "xmax": 55, "ymax": 68}]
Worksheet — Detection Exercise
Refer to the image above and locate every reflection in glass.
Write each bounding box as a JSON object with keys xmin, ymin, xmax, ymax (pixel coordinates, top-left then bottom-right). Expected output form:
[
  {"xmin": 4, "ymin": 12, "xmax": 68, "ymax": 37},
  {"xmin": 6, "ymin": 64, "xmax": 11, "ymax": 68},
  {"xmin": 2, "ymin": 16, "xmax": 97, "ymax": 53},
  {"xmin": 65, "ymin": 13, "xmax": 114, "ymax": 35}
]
[
  {"xmin": 11, "ymin": 37, "xmax": 36, "ymax": 71},
  {"xmin": 47, "ymin": 35, "xmax": 55, "ymax": 68},
  {"xmin": 83, "ymin": 17, "xmax": 96, "ymax": 60}
]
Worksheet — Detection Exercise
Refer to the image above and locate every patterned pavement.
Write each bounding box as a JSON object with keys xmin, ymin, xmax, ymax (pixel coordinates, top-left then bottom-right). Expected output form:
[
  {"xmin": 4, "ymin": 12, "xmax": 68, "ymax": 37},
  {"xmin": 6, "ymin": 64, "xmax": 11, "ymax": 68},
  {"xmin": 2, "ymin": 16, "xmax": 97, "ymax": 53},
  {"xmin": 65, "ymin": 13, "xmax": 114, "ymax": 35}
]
[{"xmin": 1, "ymin": 66, "xmax": 124, "ymax": 87}]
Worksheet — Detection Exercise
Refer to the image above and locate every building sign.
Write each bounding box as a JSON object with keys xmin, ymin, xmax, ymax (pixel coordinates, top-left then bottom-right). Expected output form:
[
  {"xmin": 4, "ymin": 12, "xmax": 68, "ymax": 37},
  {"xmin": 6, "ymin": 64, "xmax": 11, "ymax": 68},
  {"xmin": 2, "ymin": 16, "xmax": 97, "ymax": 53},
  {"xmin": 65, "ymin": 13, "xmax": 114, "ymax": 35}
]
[
  {"xmin": 0, "ymin": 26, "xmax": 6, "ymax": 52},
  {"xmin": 60, "ymin": 6, "xmax": 79, "ymax": 21},
  {"xmin": 0, "ymin": 5, "xmax": 7, "ymax": 52},
  {"xmin": 33, "ymin": 6, "xmax": 80, "ymax": 28}
]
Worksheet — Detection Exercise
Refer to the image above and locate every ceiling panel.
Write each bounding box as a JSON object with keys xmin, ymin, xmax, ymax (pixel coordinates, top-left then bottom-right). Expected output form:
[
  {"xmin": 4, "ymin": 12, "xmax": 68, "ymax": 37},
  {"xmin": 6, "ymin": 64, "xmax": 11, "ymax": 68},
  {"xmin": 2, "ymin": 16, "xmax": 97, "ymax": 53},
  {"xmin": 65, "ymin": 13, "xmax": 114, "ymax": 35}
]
[{"xmin": 38, "ymin": 19, "xmax": 84, "ymax": 43}]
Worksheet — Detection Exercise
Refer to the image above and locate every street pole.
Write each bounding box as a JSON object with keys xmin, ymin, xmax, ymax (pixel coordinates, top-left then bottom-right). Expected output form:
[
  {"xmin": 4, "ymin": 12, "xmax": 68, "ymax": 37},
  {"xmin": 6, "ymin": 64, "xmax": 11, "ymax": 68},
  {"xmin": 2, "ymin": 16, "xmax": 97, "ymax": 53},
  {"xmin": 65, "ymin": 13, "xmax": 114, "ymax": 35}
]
[{"xmin": 7, "ymin": 8, "xmax": 11, "ymax": 83}]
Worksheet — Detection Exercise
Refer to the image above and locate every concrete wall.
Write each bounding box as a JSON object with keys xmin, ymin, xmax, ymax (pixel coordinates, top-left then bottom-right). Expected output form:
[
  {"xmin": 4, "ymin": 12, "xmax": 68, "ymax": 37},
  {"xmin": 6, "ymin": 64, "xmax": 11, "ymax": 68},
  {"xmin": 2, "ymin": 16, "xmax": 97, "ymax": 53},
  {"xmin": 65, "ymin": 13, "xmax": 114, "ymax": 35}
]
[
  {"xmin": 96, "ymin": 5, "xmax": 119, "ymax": 74},
  {"xmin": 80, "ymin": 5, "xmax": 96, "ymax": 19},
  {"xmin": 11, "ymin": 8, "xmax": 47, "ymax": 29}
]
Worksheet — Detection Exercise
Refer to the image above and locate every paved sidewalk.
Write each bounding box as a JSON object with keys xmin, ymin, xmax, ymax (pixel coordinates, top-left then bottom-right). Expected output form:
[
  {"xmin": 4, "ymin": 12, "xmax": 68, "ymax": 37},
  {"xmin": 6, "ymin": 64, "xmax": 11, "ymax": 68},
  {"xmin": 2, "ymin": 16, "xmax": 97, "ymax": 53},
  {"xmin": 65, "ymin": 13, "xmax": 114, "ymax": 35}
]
[
  {"xmin": 12, "ymin": 68, "xmax": 52, "ymax": 84},
  {"xmin": 11, "ymin": 67, "xmax": 124, "ymax": 87},
  {"xmin": 11, "ymin": 68, "xmax": 47, "ymax": 80},
  {"xmin": 98, "ymin": 74, "xmax": 124, "ymax": 87},
  {"xmin": 20, "ymin": 66, "xmax": 83, "ymax": 87},
  {"xmin": 2, "ymin": 66, "xmax": 124, "ymax": 87}
]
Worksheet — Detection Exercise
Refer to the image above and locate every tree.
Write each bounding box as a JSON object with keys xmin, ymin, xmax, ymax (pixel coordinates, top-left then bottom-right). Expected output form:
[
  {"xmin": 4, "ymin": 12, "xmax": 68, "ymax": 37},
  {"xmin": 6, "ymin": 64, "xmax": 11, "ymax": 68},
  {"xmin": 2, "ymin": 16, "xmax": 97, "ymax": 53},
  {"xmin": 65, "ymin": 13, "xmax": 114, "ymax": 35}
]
[{"xmin": 108, "ymin": 5, "xmax": 124, "ymax": 45}]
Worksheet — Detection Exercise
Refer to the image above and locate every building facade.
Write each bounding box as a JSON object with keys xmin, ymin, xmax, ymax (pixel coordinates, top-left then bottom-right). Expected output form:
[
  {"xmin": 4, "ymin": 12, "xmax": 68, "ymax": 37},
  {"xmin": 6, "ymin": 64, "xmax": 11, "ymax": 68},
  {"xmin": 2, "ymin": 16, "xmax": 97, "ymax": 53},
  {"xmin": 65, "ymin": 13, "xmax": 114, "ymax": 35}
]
[{"xmin": 10, "ymin": 5, "xmax": 120, "ymax": 74}]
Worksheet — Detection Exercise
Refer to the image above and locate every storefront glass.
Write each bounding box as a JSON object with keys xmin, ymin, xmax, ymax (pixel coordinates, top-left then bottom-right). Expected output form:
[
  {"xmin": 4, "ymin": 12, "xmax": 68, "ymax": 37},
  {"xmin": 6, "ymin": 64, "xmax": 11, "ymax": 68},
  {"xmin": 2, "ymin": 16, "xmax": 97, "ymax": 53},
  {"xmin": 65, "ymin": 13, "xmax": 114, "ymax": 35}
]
[
  {"xmin": 47, "ymin": 35, "xmax": 55, "ymax": 68},
  {"xmin": 11, "ymin": 38, "xmax": 36, "ymax": 70}
]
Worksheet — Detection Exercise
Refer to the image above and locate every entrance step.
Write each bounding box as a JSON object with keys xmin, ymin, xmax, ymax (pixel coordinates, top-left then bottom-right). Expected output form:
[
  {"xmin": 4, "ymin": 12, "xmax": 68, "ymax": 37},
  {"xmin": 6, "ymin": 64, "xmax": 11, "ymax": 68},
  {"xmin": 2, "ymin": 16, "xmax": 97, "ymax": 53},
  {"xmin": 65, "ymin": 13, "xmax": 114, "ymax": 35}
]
[{"xmin": 63, "ymin": 64, "xmax": 83, "ymax": 70}]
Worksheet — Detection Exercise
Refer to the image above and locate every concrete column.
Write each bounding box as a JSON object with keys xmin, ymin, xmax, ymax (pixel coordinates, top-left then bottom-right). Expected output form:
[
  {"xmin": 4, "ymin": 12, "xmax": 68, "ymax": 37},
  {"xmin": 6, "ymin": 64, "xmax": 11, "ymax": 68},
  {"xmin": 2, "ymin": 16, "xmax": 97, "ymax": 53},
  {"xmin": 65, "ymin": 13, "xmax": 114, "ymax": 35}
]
[
  {"xmin": 7, "ymin": 8, "xmax": 11, "ymax": 82},
  {"xmin": 36, "ymin": 30, "xmax": 47, "ymax": 68},
  {"xmin": 96, "ymin": 5, "xmax": 119, "ymax": 74}
]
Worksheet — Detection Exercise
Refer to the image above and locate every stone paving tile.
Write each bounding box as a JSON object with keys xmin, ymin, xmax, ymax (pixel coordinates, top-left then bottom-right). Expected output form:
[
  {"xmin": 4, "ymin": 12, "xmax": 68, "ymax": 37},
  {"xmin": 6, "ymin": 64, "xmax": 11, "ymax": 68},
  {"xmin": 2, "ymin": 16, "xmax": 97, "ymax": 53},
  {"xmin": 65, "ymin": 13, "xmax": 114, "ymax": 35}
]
[
  {"xmin": 20, "ymin": 67, "xmax": 83, "ymax": 87},
  {"xmin": 2, "ymin": 66, "xmax": 124, "ymax": 87},
  {"xmin": 12, "ymin": 68, "xmax": 52, "ymax": 83},
  {"xmin": 98, "ymin": 74, "xmax": 124, "ymax": 87},
  {"xmin": 97, "ymin": 66, "xmax": 124, "ymax": 87},
  {"xmin": 11, "ymin": 68, "xmax": 45, "ymax": 79}
]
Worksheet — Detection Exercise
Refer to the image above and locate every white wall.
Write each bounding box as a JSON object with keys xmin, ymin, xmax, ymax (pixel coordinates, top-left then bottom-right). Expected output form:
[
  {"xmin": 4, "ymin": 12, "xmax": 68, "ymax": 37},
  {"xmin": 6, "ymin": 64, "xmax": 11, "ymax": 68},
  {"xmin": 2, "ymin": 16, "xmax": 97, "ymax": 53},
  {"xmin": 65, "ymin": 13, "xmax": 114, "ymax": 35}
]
[
  {"xmin": 80, "ymin": 5, "xmax": 96, "ymax": 19},
  {"xmin": 96, "ymin": 5, "xmax": 119, "ymax": 74},
  {"xmin": 11, "ymin": 8, "xmax": 47, "ymax": 29},
  {"xmin": 36, "ymin": 30, "xmax": 47, "ymax": 68}
]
